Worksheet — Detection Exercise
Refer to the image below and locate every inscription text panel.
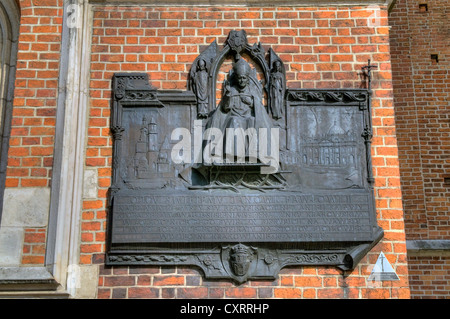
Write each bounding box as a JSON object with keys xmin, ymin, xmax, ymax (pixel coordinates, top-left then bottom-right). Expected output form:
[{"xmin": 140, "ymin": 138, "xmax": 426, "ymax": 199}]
[{"xmin": 112, "ymin": 192, "xmax": 375, "ymax": 243}]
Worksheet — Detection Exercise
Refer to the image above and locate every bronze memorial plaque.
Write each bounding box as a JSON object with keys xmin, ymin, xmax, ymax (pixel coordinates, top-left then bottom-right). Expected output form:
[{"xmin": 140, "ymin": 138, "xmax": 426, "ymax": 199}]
[{"xmin": 107, "ymin": 30, "xmax": 383, "ymax": 283}]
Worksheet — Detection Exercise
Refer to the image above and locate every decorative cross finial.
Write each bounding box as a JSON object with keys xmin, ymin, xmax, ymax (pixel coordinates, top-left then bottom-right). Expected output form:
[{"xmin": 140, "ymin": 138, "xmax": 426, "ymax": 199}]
[{"xmin": 361, "ymin": 59, "xmax": 378, "ymax": 91}]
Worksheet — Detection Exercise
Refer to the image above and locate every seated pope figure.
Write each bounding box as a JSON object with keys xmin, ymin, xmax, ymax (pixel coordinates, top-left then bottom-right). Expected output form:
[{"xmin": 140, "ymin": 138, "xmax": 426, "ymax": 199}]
[{"xmin": 205, "ymin": 58, "xmax": 273, "ymax": 164}]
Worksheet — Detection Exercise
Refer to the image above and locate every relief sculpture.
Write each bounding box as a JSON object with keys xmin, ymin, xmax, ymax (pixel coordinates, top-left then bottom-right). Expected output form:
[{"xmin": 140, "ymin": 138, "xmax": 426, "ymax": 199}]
[
  {"xmin": 107, "ymin": 30, "xmax": 383, "ymax": 283},
  {"xmin": 269, "ymin": 60, "xmax": 285, "ymax": 121},
  {"xmin": 191, "ymin": 59, "xmax": 210, "ymax": 119},
  {"xmin": 205, "ymin": 58, "xmax": 273, "ymax": 162}
]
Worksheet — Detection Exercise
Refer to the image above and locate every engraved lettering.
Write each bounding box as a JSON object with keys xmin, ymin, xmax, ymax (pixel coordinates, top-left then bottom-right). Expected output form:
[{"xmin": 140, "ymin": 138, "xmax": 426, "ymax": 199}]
[{"xmin": 112, "ymin": 193, "xmax": 372, "ymax": 243}]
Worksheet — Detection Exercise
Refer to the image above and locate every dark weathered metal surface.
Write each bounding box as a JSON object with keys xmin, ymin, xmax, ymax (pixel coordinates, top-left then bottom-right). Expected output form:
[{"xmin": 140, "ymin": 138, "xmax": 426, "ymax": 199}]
[{"xmin": 107, "ymin": 30, "xmax": 383, "ymax": 283}]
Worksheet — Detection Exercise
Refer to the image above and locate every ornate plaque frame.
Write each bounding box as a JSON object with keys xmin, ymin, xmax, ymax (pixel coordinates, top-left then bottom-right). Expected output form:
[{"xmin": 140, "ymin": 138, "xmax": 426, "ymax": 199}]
[{"xmin": 106, "ymin": 31, "xmax": 383, "ymax": 283}]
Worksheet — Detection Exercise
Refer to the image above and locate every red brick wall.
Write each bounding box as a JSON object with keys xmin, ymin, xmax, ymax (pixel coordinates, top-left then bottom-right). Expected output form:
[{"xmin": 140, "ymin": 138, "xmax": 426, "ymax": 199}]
[
  {"xmin": 85, "ymin": 5, "xmax": 410, "ymax": 299},
  {"xmin": 407, "ymin": 255, "xmax": 450, "ymax": 298},
  {"xmin": 389, "ymin": 0, "xmax": 450, "ymax": 298},
  {"xmin": 6, "ymin": 0, "xmax": 63, "ymax": 266},
  {"xmin": 8, "ymin": 0, "xmax": 62, "ymax": 189},
  {"xmin": 2, "ymin": 1, "xmax": 412, "ymax": 298},
  {"xmin": 21, "ymin": 227, "xmax": 47, "ymax": 264},
  {"xmin": 389, "ymin": 0, "xmax": 450, "ymax": 240}
]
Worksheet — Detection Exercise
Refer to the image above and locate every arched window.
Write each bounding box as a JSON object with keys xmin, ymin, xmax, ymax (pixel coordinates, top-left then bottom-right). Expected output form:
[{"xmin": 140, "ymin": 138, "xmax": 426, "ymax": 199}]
[{"xmin": 0, "ymin": 0, "xmax": 20, "ymax": 221}]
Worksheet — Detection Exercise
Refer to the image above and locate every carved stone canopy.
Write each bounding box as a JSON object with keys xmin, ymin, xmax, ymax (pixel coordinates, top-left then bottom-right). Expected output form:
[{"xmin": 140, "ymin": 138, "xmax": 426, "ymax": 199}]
[
  {"xmin": 107, "ymin": 30, "xmax": 382, "ymax": 283},
  {"xmin": 189, "ymin": 29, "xmax": 286, "ymax": 122}
]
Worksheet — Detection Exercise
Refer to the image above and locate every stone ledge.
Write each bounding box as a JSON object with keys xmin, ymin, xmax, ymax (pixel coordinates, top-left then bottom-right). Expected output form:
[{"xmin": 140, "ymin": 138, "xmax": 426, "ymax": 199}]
[
  {"xmin": 406, "ymin": 240, "xmax": 450, "ymax": 253},
  {"xmin": 0, "ymin": 267, "xmax": 60, "ymax": 292},
  {"xmin": 0, "ymin": 290, "xmax": 70, "ymax": 299}
]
